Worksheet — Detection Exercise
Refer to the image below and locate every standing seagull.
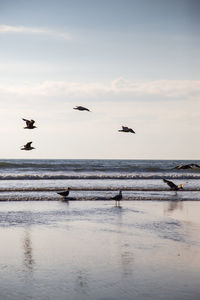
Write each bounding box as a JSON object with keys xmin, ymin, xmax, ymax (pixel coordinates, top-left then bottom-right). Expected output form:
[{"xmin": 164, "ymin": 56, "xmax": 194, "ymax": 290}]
[
  {"xmin": 111, "ymin": 190, "xmax": 123, "ymax": 206},
  {"xmin": 118, "ymin": 126, "xmax": 135, "ymax": 134},
  {"xmin": 21, "ymin": 142, "xmax": 35, "ymax": 151},
  {"xmin": 22, "ymin": 118, "xmax": 37, "ymax": 129},
  {"xmin": 57, "ymin": 187, "xmax": 71, "ymax": 199},
  {"xmin": 73, "ymin": 106, "xmax": 91, "ymax": 112},
  {"xmin": 163, "ymin": 179, "xmax": 184, "ymax": 191}
]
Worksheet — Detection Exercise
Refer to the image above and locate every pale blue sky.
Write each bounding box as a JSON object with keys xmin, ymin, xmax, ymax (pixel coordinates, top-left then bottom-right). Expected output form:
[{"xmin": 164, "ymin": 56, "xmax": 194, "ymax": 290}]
[{"xmin": 0, "ymin": 0, "xmax": 199, "ymax": 159}]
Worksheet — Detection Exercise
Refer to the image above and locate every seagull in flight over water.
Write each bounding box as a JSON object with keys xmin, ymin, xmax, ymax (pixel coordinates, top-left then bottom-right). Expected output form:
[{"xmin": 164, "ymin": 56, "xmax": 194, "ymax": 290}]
[
  {"xmin": 163, "ymin": 179, "xmax": 184, "ymax": 191},
  {"xmin": 57, "ymin": 188, "xmax": 71, "ymax": 199},
  {"xmin": 22, "ymin": 118, "xmax": 37, "ymax": 129},
  {"xmin": 118, "ymin": 126, "xmax": 135, "ymax": 133},
  {"xmin": 174, "ymin": 163, "xmax": 200, "ymax": 170},
  {"xmin": 111, "ymin": 190, "xmax": 123, "ymax": 206},
  {"xmin": 73, "ymin": 106, "xmax": 91, "ymax": 112},
  {"xmin": 21, "ymin": 142, "xmax": 35, "ymax": 151}
]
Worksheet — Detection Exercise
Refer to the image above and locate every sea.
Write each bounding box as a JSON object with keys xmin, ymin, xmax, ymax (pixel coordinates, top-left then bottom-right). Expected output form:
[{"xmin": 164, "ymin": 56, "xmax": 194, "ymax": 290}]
[
  {"xmin": 1, "ymin": 159, "xmax": 200, "ymax": 299},
  {"xmin": 0, "ymin": 159, "xmax": 199, "ymax": 201}
]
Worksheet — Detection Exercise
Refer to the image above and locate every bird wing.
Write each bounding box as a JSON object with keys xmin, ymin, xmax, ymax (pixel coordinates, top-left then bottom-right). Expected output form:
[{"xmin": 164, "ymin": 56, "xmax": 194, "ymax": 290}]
[
  {"xmin": 112, "ymin": 195, "xmax": 119, "ymax": 200},
  {"xmin": 112, "ymin": 191, "xmax": 122, "ymax": 200},
  {"xmin": 81, "ymin": 106, "xmax": 90, "ymax": 111},
  {"xmin": 57, "ymin": 190, "xmax": 69, "ymax": 196},
  {"xmin": 22, "ymin": 118, "xmax": 31, "ymax": 126},
  {"xmin": 193, "ymin": 164, "xmax": 200, "ymax": 168},
  {"xmin": 30, "ymin": 120, "xmax": 35, "ymax": 125},
  {"xmin": 26, "ymin": 142, "xmax": 32, "ymax": 148},
  {"xmin": 122, "ymin": 126, "xmax": 128, "ymax": 130},
  {"xmin": 163, "ymin": 179, "xmax": 177, "ymax": 189},
  {"xmin": 57, "ymin": 191, "xmax": 64, "ymax": 196},
  {"xmin": 74, "ymin": 106, "xmax": 90, "ymax": 111}
]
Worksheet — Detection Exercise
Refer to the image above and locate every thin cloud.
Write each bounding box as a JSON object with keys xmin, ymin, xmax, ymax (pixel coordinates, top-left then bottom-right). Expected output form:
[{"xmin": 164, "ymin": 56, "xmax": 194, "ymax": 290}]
[
  {"xmin": 0, "ymin": 78, "xmax": 200, "ymax": 100},
  {"xmin": 0, "ymin": 24, "xmax": 71, "ymax": 40},
  {"xmin": 111, "ymin": 78, "xmax": 200, "ymax": 99}
]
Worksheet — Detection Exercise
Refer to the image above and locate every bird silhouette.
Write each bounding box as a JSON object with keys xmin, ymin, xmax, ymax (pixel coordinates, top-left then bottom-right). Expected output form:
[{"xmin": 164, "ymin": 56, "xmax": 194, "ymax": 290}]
[
  {"xmin": 163, "ymin": 179, "xmax": 184, "ymax": 191},
  {"xmin": 118, "ymin": 126, "xmax": 135, "ymax": 133},
  {"xmin": 73, "ymin": 106, "xmax": 90, "ymax": 112},
  {"xmin": 57, "ymin": 187, "xmax": 71, "ymax": 199},
  {"xmin": 22, "ymin": 118, "xmax": 37, "ymax": 129},
  {"xmin": 174, "ymin": 163, "xmax": 200, "ymax": 170},
  {"xmin": 21, "ymin": 142, "xmax": 35, "ymax": 151},
  {"xmin": 111, "ymin": 190, "xmax": 123, "ymax": 206}
]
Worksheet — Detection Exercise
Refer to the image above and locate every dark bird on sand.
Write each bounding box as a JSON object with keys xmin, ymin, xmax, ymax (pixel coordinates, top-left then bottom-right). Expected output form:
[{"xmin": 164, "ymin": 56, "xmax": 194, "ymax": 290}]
[
  {"xmin": 111, "ymin": 190, "xmax": 122, "ymax": 206},
  {"xmin": 22, "ymin": 118, "xmax": 37, "ymax": 129},
  {"xmin": 118, "ymin": 126, "xmax": 135, "ymax": 134},
  {"xmin": 57, "ymin": 187, "xmax": 71, "ymax": 198},
  {"xmin": 73, "ymin": 106, "xmax": 90, "ymax": 112},
  {"xmin": 163, "ymin": 179, "xmax": 184, "ymax": 191},
  {"xmin": 21, "ymin": 142, "xmax": 35, "ymax": 151}
]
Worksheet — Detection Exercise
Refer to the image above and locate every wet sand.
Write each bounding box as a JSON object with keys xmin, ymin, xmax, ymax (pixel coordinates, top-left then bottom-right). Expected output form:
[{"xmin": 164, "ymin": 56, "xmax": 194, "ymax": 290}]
[{"xmin": 0, "ymin": 200, "xmax": 200, "ymax": 300}]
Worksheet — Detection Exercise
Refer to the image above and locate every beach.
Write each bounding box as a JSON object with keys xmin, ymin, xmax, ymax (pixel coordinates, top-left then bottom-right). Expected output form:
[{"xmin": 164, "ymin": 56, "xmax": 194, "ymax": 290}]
[
  {"xmin": 0, "ymin": 159, "xmax": 200, "ymax": 299},
  {"xmin": 0, "ymin": 200, "xmax": 200, "ymax": 300},
  {"xmin": 1, "ymin": 0, "xmax": 199, "ymax": 298}
]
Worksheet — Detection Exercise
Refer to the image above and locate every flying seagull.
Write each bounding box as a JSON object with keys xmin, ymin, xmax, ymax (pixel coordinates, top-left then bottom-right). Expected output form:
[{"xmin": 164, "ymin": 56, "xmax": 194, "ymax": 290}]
[
  {"xmin": 174, "ymin": 163, "xmax": 200, "ymax": 170},
  {"xmin": 111, "ymin": 190, "xmax": 123, "ymax": 206},
  {"xmin": 57, "ymin": 187, "xmax": 71, "ymax": 199},
  {"xmin": 22, "ymin": 118, "xmax": 37, "ymax": 129},
  {"xmin": 21, "ymin": 142, "xmax": 35, "ymax": 151},
  {"xmin": 73, "ymin": 106, "xmax": 90, "ymax": 112},
  {"xmin": 163, "ymin": 179, "xmax": 184, "ymax": 191},
  {"xmin": 118, "ymin": 126, "xmax": 135, "ymax": 133}
]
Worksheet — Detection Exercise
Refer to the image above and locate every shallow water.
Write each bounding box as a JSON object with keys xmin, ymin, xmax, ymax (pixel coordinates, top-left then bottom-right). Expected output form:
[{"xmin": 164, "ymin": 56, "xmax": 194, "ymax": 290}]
[
  {"xmin": 0, "ymin": 201, "xmax": 200, "ymax": 300},
  {"xmin": 0, "ymin": 159, "xmax": 200, "ymax": 202}
]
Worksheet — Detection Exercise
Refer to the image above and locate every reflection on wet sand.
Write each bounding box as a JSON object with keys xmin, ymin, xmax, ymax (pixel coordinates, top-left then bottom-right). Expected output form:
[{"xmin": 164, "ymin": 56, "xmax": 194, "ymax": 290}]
[
  {"xmin": 114, "ymin": 206, "xmax": 134, "ymax": 278},
  {"xmin": 1, "ymin": 201, "xmax": 200, "ymax": 300},
  {"xmin": 165, "ymin": 200, "xmax": 183, "ymax": 213},
  {"xmin": 120, "ymin": 250, "xmax": 134, "ymax": 277},
  {"xmin": 75, "ymin": 269, "xmax": 89, "ymax": 295},
  {"xmin": 23, "ymin": 226, "xmax": 34, "ymax": 272},
  {"xmin": 163, "ymin": 191, "xmax": 183, "ymax": 213}
]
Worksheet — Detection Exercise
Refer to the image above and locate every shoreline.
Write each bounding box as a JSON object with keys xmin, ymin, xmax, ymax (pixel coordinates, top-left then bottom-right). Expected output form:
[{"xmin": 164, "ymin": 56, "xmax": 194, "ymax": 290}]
[{"xmin": 0, "ymin": 198, "xmax": 200, "ymax": 202}]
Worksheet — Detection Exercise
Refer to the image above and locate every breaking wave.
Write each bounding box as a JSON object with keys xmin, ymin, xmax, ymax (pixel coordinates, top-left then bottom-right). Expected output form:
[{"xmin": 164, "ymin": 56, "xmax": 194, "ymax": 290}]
[
  {"xmin": 0, "ymin": 174, "xmax": 200, "ymax": 180},
  {"xmin": 0, "ymin": 159, "xmax": 200, "ymax": 173}
]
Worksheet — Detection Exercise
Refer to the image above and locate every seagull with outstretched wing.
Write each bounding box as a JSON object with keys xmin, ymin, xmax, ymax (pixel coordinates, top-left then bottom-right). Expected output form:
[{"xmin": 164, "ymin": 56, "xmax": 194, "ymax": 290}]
[
  {"xmin": 22, "ymin": 118, "xmax": 37, "ymax": 129},
  {"xmin": 163, "ymin": 179, "xmax": 184, "ymax": 191},
  {"xmin": 73, "ymin": 106, "xmax": 90, "ymax": 112},
  {"xmin": 118, "ymin": 126, "xmax": 135, "ymax": 133},
  {"xmin": 21, "ymin": 141, "xmax": 35, "ymax": 151}
]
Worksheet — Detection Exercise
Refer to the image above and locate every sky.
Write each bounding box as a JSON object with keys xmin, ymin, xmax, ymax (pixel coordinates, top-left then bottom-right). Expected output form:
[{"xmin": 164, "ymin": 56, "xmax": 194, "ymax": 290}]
[{"xmin": 0, "ymin": 0, "xmax": 199, "ymax": 159}]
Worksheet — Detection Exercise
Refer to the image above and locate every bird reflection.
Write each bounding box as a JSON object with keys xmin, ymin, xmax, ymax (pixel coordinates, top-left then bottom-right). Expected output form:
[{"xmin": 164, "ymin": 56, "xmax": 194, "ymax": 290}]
[
  {"xmin": 120, "ymin": 250, "xmax": 134, "ymax": 277},
  {"xmin": 75, "ymin": 269, "xmax": 89, "ymax": 295},
  {"xmin": 114, "ymin": 208, "xmax": 134, "ymax": 278},
  {"xmin": 23, "ymin": 227, "xmax": 35, "ymax": 272},
  {"xmin": 165, "ymin": 200, "xmax": 183, "ymax": 213}
]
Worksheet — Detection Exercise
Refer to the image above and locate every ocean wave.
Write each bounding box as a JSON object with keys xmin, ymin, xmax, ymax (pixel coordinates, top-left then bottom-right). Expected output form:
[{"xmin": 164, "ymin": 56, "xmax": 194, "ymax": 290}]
[
  {"xmin": 0, "ymin": 174, "xmax": 200, "ymax": 180},
  {"xmin": 0, "ymin": 160, "xmax": 200, "ymax": 173}
]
